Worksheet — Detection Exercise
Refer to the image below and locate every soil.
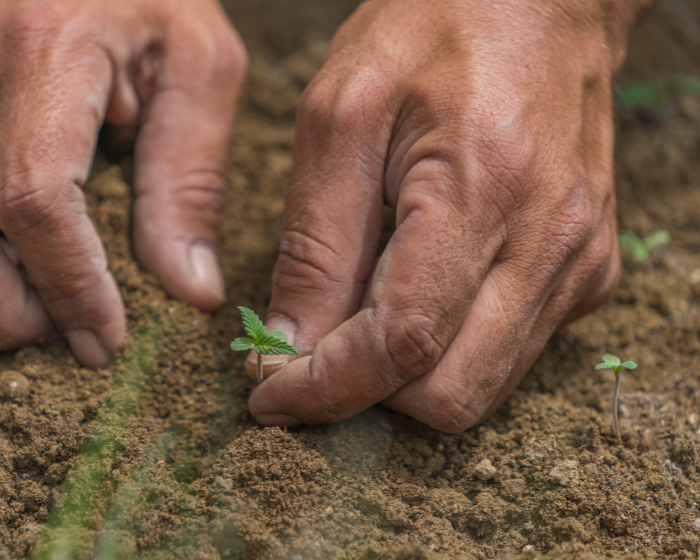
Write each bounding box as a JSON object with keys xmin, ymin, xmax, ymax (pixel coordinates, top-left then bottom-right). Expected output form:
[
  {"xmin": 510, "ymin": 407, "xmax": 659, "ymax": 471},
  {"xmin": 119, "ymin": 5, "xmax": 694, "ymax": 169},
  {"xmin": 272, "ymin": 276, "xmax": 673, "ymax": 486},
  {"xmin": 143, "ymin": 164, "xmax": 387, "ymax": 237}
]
[{"xmin": 2, "ymin": 1, "xmax": 700, "ymax": 559}]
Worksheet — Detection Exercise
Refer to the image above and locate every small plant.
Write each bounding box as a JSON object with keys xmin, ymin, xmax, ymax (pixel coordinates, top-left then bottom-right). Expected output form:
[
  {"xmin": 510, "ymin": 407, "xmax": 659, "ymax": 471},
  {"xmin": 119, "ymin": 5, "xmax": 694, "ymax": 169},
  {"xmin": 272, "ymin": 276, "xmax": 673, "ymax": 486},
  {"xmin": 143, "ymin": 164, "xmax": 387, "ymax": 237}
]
[
  {"xmin": 618, "ymin": 229, "xmax": 670, "ymax": 262},
  {"xmin": 615, "ymin": 73, "xmax": 700, "ymax": 114},
  {"xmin": 595, "ymin": 354, "xmax": 637, "ymax": 446},
  {"xmin": 231, "ymin": 307, "xmax": 298, "ymax": 382}
]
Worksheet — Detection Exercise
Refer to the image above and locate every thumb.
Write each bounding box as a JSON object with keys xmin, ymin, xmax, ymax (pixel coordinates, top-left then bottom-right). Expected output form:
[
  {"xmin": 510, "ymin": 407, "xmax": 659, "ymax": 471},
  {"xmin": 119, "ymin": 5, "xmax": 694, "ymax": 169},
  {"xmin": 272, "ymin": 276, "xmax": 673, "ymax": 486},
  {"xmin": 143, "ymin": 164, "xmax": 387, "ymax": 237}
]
[{"xmin": 246, "ymin": 82, "xmax": 388, "ymax": 378}]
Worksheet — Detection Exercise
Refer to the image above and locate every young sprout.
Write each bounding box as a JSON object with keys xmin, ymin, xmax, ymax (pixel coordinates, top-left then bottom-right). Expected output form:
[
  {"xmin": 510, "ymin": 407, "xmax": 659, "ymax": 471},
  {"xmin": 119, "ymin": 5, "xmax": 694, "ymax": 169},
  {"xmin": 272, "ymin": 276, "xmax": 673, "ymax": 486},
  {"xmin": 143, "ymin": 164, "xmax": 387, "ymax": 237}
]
[
  {"xmin": 615, "ymin": 73, "xmax": 700, "ymax": 114},
  {"xmin": 595, "ymin": 354, "xmax": 637, "ymax": 446},
  {"xmin": 231, "ymin": 307, "xmax": 298, "ymax": 382},
  {"xmin": 618, "ymin": 229, "xmax": 670, "ymax": 262}
]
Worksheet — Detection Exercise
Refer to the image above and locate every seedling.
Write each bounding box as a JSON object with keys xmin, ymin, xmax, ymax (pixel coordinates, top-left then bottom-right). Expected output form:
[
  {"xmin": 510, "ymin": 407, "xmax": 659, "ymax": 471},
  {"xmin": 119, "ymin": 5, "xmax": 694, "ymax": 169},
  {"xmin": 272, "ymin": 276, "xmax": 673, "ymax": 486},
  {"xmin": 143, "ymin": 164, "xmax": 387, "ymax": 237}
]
[
  {"xmin": 615, "ymin": 73, "xmax": 700, "ymax": 114},
  {"xmin": 595, "ymin": 354, "xmax": 637, "ymax": 446},
  {"xmin": 231, "ymin": 307, "xmax": 297, "ymax": 382},
  {"xmin": 618, "ymin": 229, "xmax": 670, "ymax": 262}
]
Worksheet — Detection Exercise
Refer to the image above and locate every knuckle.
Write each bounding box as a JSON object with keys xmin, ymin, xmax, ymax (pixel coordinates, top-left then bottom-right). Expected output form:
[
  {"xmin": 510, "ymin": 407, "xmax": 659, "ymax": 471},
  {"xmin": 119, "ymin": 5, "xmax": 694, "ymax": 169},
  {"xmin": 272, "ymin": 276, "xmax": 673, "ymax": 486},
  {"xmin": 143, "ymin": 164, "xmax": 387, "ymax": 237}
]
[
  {"xmin": 532, "ymin": 181, "xmax": 595, "ymax": 274},
  {"xmin": 471, "ymin": 118, "xmax": 538, "ymax": 207},
  {"xmin": 172, "ymin": 17, "xmax": 248, "ymax": 88},
  {"xmin": 297, "ymin": 68, "xmax": 385, "ymax": 137},
  {"xmin": 6, "ymin": 3, "xmax": 67, "ymax": 57},
  {"xmin": 382, "ymin": 309, "xmax": 447, "ymax": 382},
  {"xmin": 273, "ymin": 227, "xmax": 348, "ymax": 298},
  {"xmin": 170, "ymin": 170, "xmax": 226, "ymax": 224},
  {"xmin": 553, "ymin": 184, "xmax": 595, "ymax": 253},
  {"xmin": 0, "ymin": 172, "xmax": 68, "ymax": 235},
  {"xmin": 209, "ymin": 26, "xmax": 248, "ymax": 85}
]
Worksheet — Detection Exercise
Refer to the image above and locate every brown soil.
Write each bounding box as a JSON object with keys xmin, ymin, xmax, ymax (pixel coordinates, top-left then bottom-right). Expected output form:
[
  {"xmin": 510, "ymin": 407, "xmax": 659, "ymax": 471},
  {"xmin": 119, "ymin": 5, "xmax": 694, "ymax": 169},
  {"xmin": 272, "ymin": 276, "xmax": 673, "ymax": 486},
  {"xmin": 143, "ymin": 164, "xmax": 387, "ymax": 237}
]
[{"xmin": 2, "ymin": 1, "xmax": 700, "ymax": 559}]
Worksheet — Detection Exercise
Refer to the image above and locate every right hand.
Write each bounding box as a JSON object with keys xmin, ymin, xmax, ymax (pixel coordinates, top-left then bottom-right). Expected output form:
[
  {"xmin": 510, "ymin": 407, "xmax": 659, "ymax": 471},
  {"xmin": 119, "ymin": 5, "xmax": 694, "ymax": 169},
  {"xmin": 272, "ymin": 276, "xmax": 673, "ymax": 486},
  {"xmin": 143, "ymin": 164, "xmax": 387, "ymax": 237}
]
[
  {"xmin": 0, "ymin": 0, "xmax": 247, "ymax": 366},
  {"xmin": 246, "ymin": 0, "xmax": 643, "ymax": 432}
]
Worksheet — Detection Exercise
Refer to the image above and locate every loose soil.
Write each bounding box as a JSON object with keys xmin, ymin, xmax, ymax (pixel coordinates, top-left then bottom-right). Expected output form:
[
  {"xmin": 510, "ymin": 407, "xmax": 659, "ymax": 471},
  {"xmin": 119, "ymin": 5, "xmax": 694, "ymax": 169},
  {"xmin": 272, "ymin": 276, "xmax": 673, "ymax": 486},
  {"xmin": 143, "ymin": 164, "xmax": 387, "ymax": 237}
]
[{"xmin": 2, "ymin": 1, "xmax": 700, "ymax": 559}]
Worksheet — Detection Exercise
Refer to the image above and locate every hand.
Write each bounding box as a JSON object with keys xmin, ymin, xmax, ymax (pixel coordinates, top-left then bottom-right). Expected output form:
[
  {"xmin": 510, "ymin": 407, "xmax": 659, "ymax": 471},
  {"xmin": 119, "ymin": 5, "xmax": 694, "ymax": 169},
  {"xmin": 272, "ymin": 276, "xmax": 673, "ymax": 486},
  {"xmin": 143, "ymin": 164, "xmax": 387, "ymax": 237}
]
[
  {"xmin": 247, "ymin": 0, "xmax": 648, "ymax": 432},
  {"xmin": 0, "ymin": 0, "xmax": 246, "ymax": 366}
]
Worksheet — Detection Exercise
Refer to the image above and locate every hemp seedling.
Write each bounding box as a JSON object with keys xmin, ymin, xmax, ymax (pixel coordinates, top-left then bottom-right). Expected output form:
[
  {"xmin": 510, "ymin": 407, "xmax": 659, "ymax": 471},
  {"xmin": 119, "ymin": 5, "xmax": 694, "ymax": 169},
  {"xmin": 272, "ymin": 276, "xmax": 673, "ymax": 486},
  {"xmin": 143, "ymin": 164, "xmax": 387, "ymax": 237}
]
[
  {"xmin": 231, "ymin": 307, "xmax": 297, "ymax": 382},
  {"xmin": 595, "ymin": 354, "xmax": 637, "ymax": 446},
  {"xmin": 618, "ymin": 229, "xmax": 670, "ymax": 262}
]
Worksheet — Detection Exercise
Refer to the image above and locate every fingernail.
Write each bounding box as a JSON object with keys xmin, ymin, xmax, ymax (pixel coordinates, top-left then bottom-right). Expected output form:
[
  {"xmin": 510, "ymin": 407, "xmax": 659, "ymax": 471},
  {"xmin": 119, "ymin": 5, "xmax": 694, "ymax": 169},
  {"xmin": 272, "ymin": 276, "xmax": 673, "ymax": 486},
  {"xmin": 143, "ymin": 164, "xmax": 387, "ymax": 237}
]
[
  {"xmin": 65, "ymin": 329, "xmax": 111, "ymax": 368},
  {"xmin": 255, "ymin": 413, "xmax": 301, "ymax": 427},
  {"xmin": 189, "ymin": 242, "xmax": 225, "ymax": 303},
  {"xmin": 245, "ymin": 316, "xmax": 297, "ymax": 379}
]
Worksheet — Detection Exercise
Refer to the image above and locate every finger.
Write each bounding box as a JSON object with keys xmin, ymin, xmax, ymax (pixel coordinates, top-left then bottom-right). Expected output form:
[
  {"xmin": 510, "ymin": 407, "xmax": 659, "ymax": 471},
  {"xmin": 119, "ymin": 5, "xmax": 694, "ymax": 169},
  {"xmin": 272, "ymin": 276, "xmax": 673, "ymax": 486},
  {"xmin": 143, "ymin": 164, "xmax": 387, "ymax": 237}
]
[
  {"xmin": 249, "ymin": 159, "xmax": 503, "ymax": 425},
  {"xmin": 132, "ymin": 12, "xmax": 247, "ymax": 312},
  {"xmin": 243, "ymin": 76, "xmax": 390, "ymax": 379},
  {"xmin": 383, "ymin": 203, "xmax": 619, "ymax": 432},
  {"xmin": 0, "ymin": 37, "xmax": 125, "ymax": 367},
  {"xmin": 0, "ymin": 242, "xmax": 54, "ymax": 350}
]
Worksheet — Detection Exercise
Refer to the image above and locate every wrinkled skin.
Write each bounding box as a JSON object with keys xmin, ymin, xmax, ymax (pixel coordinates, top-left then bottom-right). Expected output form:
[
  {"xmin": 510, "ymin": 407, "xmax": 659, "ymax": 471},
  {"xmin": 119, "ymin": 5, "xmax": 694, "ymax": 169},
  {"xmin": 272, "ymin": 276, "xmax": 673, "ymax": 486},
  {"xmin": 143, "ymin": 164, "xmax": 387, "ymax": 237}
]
[
  {"xmin": 245, "ymin": 0, "xmax": 650, "ymax": 432},
  {"xmin": 0, "ymin": 0, "xmax": 246, "ymax": 367},
  {"xmin": 0, "ymin": 0, "xmax": 649, "ymax": 432}
]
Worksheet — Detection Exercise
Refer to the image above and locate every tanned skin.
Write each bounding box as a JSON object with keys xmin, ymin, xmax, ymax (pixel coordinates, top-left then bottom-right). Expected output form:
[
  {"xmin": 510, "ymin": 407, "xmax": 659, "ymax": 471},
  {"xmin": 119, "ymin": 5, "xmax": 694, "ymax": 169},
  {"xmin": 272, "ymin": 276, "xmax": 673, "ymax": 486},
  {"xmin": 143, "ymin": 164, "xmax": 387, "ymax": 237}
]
[{"xmin": 0, "ymin": 0, "xmax": 651, "ymax": 431}]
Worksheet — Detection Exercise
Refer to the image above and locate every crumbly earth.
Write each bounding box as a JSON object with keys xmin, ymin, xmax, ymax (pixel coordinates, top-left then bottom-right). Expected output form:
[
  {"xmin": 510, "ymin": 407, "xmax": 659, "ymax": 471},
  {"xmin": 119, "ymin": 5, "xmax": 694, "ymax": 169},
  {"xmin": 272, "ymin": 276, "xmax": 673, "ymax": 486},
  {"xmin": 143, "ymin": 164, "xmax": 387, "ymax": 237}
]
[{"xmin": 1, "ymin": 1, "xmax": 700, "ymax": 559}]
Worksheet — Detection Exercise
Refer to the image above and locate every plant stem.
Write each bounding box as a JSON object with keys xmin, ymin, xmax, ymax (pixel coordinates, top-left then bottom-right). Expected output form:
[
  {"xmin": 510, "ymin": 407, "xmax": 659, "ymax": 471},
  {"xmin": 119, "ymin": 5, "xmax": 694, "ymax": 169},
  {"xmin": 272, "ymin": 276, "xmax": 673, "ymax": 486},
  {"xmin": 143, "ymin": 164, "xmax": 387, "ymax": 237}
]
[
  {"xmin": 257, "ymin": 353, "xmax": 263, "ymax": 383},
  {"xmin": 613, "ymin": 368, "xmax": 622, "ymax": 446}
]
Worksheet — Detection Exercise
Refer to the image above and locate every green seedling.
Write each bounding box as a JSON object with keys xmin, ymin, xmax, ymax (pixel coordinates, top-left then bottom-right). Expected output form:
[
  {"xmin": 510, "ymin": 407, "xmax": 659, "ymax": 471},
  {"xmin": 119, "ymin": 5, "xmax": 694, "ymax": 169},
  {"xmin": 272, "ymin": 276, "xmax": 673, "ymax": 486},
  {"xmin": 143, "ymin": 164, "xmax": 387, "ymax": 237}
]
[
  {"xmin": 595, "ymin": 354, "xmax": 637, "ymax": 446},
  {"xmin": 231, "ymin": 306, "xmax": 297, "ymax": 382},
  {"xmin": 615, "ymin": 73, "xmax": 700, "ymax": 114},
  {"xmin": 618, "ymin": 229, "xmax": 670, "ymax": 262}
]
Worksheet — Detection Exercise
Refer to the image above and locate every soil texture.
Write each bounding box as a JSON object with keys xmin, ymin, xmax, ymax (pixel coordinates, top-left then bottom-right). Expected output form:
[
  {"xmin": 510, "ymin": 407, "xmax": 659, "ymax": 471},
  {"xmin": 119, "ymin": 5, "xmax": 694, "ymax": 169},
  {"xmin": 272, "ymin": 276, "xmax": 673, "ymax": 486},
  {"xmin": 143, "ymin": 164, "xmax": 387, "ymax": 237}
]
[{"xmin": 1, "ymin": 1, "xmax": 700, "ymax": 559}]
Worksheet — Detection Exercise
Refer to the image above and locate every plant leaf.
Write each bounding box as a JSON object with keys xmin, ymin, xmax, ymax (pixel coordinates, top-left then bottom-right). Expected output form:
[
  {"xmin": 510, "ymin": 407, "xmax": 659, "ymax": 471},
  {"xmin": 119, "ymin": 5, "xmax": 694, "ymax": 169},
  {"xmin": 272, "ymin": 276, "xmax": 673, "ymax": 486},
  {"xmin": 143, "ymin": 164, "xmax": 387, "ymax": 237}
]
[
  {"xmin": 618, "ymin": 230, "xmax": 641, "ymax": 246},
  {"xmin": 238, "ymin": 307, "xmax": 266, "ymax": 341},
  {"xmin": 256, "ymin": 345, "xmax": 299, "ymax": 356},
  {"xmin": 631, "ymin": 244, "xmax": 649, "ymax": 262},
  {"xmin": 644, "ymin": 230, "xmax": 670, "ymax": 249},
  {"xmin": 602, "ymin": 354, "xmax": 620, "ymax": 367},
  {"xmin": 231, "ymin": 338, "xmax": 255, "ymax": 351},
  {"xmin": 267, "ymin": 329, "xmax": 288, "ymax": 343},
  {"xmin": 595, "ymin": 363, "xmax": 612, "ymax": 370},
  {"xmin": 254, "ymin": 333, "xmax": 298, "ymax": 356},
  {"xmin": 621, "ymin": 359, "xmax": 637, "ymax": 370}
]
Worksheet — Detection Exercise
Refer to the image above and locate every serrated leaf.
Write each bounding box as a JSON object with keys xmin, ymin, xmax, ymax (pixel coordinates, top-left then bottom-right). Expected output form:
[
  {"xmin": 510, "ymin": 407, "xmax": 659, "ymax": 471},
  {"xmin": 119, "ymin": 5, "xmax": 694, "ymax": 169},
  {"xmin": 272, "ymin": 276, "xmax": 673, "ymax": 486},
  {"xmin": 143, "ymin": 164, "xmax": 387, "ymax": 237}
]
[
  {"xmin": 602, "ymin": 354, "xmax": 620, "ymax": 367},
  {"xmin": 255, "ymin": 334, "xmax": 298, "ymax": 356},
  {"xmin": 595, "ymin": 363, "xmax": 612, "ymax": 370},
  {"xmin": 621, "ymin": 359, "xmax": 637, "ymax": 369},
  {"xmin": 267, "ymin": 329, "xmax": 288, "ymax": 343},
  {"xmin": 238, "ymin": 307, "xmax": 266, "ymax": 340},
  {"xmin": 231, "ymin": 338, "xmax": 256, "ymax": 351}
]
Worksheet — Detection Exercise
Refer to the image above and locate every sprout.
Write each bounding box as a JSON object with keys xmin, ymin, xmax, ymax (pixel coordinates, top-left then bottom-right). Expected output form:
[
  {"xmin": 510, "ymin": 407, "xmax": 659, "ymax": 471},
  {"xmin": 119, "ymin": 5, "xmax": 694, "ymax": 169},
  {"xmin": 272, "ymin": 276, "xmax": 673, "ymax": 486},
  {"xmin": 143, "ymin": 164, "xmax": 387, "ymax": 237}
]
[
  {"xmin": 595, "ymin": 354, "xmax": 637, "ymax": 446},
  {"xmin": 231, "ymin": 307, "xmax": 298, "ymax": 382},
  {"xmin": 615, "ymin": 73, "xmax": 700, "ymax": 113},
  {"xmin": 618, "ymin": 229, "xmax": 670, "ymax": 262}
]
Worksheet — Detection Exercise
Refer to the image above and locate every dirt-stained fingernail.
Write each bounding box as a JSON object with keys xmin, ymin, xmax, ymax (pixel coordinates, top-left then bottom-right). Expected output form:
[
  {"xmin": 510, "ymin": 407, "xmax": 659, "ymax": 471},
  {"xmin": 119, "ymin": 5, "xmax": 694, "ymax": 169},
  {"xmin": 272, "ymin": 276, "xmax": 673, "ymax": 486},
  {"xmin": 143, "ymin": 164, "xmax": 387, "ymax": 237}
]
[
  {"xmin": 189, "ymin": 242, "xmax": 225, "ymax": 303},
  {"xmin": 65, "ymin": 329, "xmax": 111, "ymax": 368}
]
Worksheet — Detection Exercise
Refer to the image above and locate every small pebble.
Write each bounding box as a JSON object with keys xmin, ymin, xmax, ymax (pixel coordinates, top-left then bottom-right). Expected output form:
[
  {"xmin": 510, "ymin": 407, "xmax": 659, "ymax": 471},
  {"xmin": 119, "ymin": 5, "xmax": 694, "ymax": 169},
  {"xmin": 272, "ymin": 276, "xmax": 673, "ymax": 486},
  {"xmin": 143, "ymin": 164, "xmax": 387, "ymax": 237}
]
[
  {"xmin": 213, "ymin": 476, "xmax": 234, "ymax": 492},
  {"xmin": 549, "ymin": 460, "xmax": 580, "ymax": 487},
  {"xmin": 474, "ymin": 458, "xmax": 497, "ymax": 481},
  {"xmin": 692, "ymin": 518, "xmax": 700, "ymax": 532},
  {"xmin": 0, "ymin": 371, "xmax": 30, "ymax": 401}
]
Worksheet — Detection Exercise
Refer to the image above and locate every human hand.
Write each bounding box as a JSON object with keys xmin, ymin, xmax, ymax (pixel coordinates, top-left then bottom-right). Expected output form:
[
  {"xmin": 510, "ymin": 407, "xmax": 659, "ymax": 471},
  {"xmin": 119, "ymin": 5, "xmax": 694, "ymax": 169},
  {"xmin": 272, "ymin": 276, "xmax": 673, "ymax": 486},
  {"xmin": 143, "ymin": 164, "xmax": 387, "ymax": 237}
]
[
  {"xmin": 0, "ymin": 0, "xmax": 246, "ymax": 366},
  {"xmin": 247, "ymin": 0, "xmax": 650, "ymax": 432}
]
